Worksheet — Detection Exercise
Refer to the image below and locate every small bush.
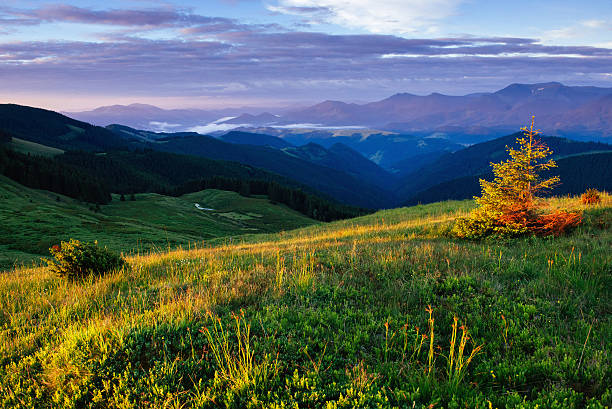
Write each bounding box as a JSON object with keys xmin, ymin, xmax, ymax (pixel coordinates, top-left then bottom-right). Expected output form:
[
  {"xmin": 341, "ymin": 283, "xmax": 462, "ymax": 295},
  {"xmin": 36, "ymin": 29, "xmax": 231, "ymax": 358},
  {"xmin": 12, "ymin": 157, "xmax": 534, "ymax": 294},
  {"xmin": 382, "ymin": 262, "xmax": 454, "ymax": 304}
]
[
  {"xmin": 47, "ymin": 239, "xmax": 124, "ymax": 280},
  {"xmin": 581, "ymin": 189, "xmax": 601, "ymax": 205},
  {"xmin": 453, "ymin": 205, "xmax": 582, "ymax": 239},
  {"xmin": 452, "ymin": 206, "xmax": 531, "ymax": 239}
]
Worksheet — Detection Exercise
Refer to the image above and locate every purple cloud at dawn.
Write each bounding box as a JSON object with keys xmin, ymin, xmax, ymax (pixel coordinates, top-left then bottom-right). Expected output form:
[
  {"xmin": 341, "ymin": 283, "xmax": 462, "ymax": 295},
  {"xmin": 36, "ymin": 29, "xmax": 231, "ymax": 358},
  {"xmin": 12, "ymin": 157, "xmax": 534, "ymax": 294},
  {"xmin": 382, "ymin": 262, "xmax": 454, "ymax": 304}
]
[{"xmin": 0, "ymin": 1, "xmax": 610, "ymax": 110}]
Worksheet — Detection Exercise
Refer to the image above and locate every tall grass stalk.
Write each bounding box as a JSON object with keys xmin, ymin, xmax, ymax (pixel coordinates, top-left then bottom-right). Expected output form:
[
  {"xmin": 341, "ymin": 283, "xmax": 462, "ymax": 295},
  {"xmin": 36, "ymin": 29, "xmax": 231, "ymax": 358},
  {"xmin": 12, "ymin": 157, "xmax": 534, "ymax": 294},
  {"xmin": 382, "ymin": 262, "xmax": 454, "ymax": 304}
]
[
  {"xmin": 425, "ymin": 305, "xmax": 435, "ymax": 376},
  {"xmin": 201, "ymin": 310, "xmax": 278, "ymax": 390},
  {"xmin": 275, "ymin": 251, "xmax": 285, "ymax": 291},
  {"xmin": 447, "ymin": 316, "xmax": 483, "ymax": 388}
]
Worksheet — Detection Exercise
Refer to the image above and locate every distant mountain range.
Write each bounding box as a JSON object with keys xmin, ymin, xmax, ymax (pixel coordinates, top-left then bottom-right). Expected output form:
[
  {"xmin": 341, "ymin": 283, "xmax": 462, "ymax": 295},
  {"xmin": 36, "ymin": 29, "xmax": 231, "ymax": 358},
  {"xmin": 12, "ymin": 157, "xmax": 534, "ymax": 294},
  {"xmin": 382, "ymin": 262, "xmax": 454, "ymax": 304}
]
[
  {"xmin": 281, "ymin": 82, "xmax": 612, "ymax": 140},
  {"xmin": 66, "ymin": 103, "xmax": 217, "ymax": 131},
  {"xmin": 2, "ymin": 100, "xmax": 610, "ymax": 212},
  {"xmin": 67, "ymin": 82, "xmax": 612, "ymax": 143},
  {"xmin": 64, "ymin": 104, "xmax": 283, "ymax": 132}
]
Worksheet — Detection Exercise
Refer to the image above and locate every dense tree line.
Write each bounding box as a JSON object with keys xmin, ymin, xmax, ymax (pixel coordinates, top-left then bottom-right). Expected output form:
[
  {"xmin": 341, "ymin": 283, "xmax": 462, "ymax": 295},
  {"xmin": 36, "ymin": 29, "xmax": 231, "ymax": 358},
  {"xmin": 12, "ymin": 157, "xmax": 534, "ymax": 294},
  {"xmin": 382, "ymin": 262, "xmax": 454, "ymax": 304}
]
[
  {"xmin": 136, "ymin": 131, "xmax": 392, "ymax": 209},
  {"xmin": 542, "ymin": 152, "xmax": 612, "ymax": 195},
  {"xmin": 0, "ymin": 144, "xmax": 369, "ymax": 221},
  {"xmin": 59, "ymin": 150, "xmax": 370, "ymax": 220},
  {"xmin": 0, "ymin": 146, "xmax": 111, "ymax": 204},
  {"xmin": 397, "ymin": 133, "xmax": 612, "ymax": 201},
  {"xmin": 59, "ymin": 150, "xmax": 286, "ymax": 194},
  {"xmin": 169, "ymin": 177, "xmax": 369, "ymax": 221}
]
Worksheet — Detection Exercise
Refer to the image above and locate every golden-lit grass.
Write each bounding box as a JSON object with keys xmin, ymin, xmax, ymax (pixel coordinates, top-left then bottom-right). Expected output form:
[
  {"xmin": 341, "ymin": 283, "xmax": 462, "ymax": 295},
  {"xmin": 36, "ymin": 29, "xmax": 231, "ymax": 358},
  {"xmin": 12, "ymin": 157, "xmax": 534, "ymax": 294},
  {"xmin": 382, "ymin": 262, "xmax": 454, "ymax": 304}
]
[
  {"xmin": 2, "ymin": 195, "xmax": 608, "ymax": 334},
  {"xmin": 0, "ymin": 194, "xmax": 610, "ymax": 408}
]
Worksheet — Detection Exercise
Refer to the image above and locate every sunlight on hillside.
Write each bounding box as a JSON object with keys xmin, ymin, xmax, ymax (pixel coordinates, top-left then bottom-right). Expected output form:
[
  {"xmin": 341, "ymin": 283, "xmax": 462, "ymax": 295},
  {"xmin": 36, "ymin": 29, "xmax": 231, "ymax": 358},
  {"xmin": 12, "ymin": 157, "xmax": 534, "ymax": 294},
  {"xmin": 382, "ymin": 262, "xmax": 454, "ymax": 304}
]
[{"xmin": 1, "ymin": 194, "xmax": 610, "ymax": 408}]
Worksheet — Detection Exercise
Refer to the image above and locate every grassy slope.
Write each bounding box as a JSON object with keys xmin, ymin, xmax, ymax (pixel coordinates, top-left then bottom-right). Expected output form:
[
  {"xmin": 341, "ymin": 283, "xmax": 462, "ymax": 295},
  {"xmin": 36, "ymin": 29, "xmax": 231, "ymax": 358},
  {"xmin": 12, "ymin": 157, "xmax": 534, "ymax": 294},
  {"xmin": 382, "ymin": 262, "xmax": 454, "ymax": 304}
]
[
  {"xmin": 0, "ymin": 194, "xmax": 610, "ymax": 408},
  {"xmin": 0, "ymin": 176, "xmax": 317, "ymax": 269},
  {"xmin": 6, "ymin": 137, "xmax": 65, "ymax": 157}
]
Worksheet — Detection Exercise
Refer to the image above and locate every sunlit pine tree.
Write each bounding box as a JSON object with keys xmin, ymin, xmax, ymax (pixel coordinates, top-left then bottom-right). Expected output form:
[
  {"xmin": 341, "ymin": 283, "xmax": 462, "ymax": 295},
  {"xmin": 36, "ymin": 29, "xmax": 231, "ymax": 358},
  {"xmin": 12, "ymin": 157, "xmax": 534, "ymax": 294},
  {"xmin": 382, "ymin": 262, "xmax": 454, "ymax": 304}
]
[{"xmin": 475, "ymin": 116, "xmax": 560, "ymax": 219}]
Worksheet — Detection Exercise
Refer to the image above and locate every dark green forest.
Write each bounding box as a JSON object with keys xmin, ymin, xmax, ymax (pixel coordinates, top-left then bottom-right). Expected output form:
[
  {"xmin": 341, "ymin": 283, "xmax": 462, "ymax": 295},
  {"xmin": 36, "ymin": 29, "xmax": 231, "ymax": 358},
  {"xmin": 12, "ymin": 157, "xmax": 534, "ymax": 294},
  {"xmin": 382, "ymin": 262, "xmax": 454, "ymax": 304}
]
[
  {"xmin": 397, "ymin": 133, "xmax": 612, "ymax": 200},
  {"xmin": 0, "ymin": 104, "xmax": 127, "ymax": 151},
  {"xmin": 0, "ymin": 138, "xmax": 368, "ymax": 221},
  {"xmin": 405, "ymin": 151, "xmax": 612, "ymax": 205},
  {"xmin": 118, "ymin": 130, "xmax": 395, "ymax": 208},
  {"xmin": 0, "ymin": 146, "xmax": 110, "ymax": 204}
]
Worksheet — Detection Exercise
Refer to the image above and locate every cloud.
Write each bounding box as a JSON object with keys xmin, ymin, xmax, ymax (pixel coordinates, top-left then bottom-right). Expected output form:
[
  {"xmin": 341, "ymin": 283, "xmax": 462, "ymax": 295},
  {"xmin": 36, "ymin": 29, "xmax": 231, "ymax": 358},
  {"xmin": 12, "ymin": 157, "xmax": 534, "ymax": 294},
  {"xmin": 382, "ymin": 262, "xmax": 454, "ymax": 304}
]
[
  {"xmin": 581, "ymin": 20, "xmax": 611, "ymax": 30},
  {"xmin": 267, "ymin": 4, "xmax": 333, "ymax": 25},
  {"xmin": 541, "ymin": 19, "xmax": 612, "ymax": 44},
  {"xmin": 3, "ymin": 4, "xmax": 212, "ymax": 27},
  {"xmin": 269, "ymin": 0, "xmax": 463, "ymax": 34},
  {"xmin": 1, "ymin": 33, "xmax": 609, "ymax": 103},
  {"xmin": 187, "ymin": 123, "xmax": 247, "ymax": 134},
  {"xmin": 0, "ymin": 4, "xmax": 264, "ymax": 36},
  {"xmin": 0, "ymin": 4, "xmax": 610, "ymax": 108},
  {"xmin": 33, "ymin": 5, "xmax": 187, "ymax": 26},
  {"xmin": 149, "ymin": 121, "xmax": 181, "ymax": 132}
]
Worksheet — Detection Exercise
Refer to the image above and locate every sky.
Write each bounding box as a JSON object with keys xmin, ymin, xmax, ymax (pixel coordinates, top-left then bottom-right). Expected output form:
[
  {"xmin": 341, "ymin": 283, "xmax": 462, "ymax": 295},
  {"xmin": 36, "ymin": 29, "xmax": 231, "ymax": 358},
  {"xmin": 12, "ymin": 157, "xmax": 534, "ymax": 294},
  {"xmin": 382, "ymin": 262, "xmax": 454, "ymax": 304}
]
[{"xmin": 0, "ymin": 0, "xmax": 611, "ymax": 110}]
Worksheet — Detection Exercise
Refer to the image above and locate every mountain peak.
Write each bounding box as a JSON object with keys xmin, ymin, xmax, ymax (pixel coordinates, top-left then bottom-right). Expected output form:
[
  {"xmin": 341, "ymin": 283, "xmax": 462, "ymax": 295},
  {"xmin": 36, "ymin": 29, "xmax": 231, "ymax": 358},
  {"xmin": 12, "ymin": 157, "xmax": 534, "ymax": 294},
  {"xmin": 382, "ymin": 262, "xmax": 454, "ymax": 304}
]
[
  {"xmin": 496, "ymin": 81, "xmax": 565, "ymax": 96},
  {"xmin": 90, "ymin": 103, "xmax": 164, "ymax": 114},
  {"xmin": 318, "ymin": 100, "xmax": 349, "ymax": 106},
  {"xmin": 126, "ymin": 103, "xmax": 162, "ymax": 109},
  {"xmin": 384, "ymin": 92, "xmax": 418, "ymax": 101}
]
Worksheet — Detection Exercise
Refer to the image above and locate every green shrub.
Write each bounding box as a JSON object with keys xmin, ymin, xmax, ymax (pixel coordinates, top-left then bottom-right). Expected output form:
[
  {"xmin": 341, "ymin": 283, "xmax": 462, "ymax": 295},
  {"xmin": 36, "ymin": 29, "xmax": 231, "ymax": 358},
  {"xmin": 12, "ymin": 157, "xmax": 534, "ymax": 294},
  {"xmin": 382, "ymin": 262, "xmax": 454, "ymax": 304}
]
[
  {"xmin": 47, "ymin": 239, "xmax": 124, "ymax": 280},
  {"xmin": 451, "ymin": 211, "xmax": 528, "ymax": 239}
]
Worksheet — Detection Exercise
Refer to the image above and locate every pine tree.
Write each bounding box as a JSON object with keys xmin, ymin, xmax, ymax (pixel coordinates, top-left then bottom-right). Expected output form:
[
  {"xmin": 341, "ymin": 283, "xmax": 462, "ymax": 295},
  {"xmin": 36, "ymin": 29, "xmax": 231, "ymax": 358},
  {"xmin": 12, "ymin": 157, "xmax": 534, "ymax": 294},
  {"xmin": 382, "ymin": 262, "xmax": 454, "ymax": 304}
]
[
  {"xmin": 476, "ymin": 116, "xmax": 559, "ymax": 219},
  {"xmin": 453, "ymin": 117, "xmax": 580, "ymax": 238}
]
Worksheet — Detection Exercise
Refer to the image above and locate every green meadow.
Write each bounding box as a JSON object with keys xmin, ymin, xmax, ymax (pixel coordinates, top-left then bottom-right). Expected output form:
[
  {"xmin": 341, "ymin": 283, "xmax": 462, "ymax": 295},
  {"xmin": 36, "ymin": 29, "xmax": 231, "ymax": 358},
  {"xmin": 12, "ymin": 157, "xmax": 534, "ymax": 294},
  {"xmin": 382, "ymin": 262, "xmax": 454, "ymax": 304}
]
[
  {"xmin": 0, "ymin": 176, "xmax": 317, "ymax": 269},
  {"xmin": 0, "ymin": 191, "xmax": 610, "ymax": 408}
]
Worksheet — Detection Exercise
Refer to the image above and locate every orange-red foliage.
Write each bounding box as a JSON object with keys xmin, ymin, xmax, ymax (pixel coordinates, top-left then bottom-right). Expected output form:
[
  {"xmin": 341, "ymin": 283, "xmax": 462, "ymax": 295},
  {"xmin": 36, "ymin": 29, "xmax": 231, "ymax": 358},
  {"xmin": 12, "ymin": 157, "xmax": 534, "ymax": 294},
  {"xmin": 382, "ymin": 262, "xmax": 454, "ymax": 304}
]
[
  {"xmin": 581, "ymin": 189, "xmax": 602, "ymax": 205},
  {"xmin": 498, "ymin": 204, "xmax": 582, "ymax": 237}
]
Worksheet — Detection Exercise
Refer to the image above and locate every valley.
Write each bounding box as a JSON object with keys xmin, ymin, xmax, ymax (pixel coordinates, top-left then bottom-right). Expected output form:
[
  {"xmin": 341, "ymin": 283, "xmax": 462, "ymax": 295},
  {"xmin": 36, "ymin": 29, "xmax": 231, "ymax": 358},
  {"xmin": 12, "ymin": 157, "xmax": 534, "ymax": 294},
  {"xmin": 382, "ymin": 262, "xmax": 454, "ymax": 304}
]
[
  {"xmin": 2, "ymin": 100, "xmax": 611, "ymax": 212},
  {"xmin": 0, "ymin": 176, "xmax": 318, "ymax": 270}
]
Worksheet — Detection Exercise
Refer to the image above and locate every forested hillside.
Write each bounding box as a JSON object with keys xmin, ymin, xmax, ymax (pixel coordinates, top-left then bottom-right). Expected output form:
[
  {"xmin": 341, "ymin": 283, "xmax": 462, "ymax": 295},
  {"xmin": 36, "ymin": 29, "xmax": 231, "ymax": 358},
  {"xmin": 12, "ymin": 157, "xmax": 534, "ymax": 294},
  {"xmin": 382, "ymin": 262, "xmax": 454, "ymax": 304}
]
[
  {"xmin": 0, "ymin": 105, "xmax": 396, "ymax": 209},
  {"xmin": 0, "ymin": 142, "xmax": 368, "ymax": 221},
  {"xmin": 0, "ymin": 145, "xmax": 110, "ymax": 204},
  {"xmin": 405, "ymin": 151, "xmax": 612, "ymax": 205},
  {"xmin": 0, "ymin": 104, "xmax": 127, "ymax": 151},
  {"xmin": 397, "ymin": 133, "xmax": 612, "ymax": 201},
  {"xmin": 110, "ymin": 129, "xmax": 396, "ymax": 208}
]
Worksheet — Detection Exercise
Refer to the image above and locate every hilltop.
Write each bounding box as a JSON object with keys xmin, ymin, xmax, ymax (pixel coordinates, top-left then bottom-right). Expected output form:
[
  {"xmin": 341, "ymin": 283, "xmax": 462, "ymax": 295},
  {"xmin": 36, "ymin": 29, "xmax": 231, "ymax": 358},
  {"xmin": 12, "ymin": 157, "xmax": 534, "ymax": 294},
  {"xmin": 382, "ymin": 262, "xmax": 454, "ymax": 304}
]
[{"xmin": 1, "ymin": 194, "xmax": 610, "ymax": 408}]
